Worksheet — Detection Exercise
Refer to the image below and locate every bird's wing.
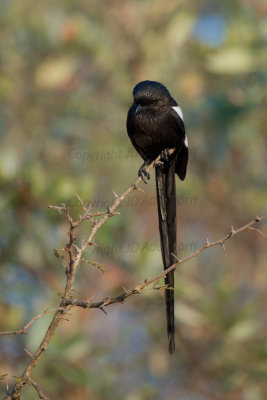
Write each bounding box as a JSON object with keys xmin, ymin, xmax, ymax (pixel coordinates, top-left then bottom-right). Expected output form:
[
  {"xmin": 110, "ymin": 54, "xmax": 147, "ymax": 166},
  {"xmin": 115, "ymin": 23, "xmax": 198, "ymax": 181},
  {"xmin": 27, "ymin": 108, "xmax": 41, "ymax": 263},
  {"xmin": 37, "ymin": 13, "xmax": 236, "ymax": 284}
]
[
  {"xmin": 170, "ymin": 106, "xmax": 188, "ymax": 180},
  {"xmin": 127, "ymin": 105, "xmax": 150, "ymax": 161},
  {"xmin": 127, "ymin": 103, "xmax": 189, "ymax": 178}
]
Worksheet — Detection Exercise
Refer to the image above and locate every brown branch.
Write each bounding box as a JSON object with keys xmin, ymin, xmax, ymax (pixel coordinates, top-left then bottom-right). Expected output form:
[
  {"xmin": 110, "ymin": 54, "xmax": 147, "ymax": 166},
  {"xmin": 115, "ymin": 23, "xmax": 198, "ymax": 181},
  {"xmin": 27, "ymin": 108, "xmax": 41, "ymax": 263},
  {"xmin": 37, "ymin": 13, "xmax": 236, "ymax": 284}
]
[
  {"xmin": 2, "ymin": 146, "xmax": 265, "ymax": 399},
  {"xmin": 78, "ymin": 150, "xmax": 175, "ymax": 256},
  {"xmin": 28, "ymin": 378, "xmax": 50, "ymax": 400},
  {"xmin": 249, "ymin": 226, "xmax": 267, "ymax": 238},
  {"xmin": 2, "ymin": 153, "xmax": 165, "ymax": 400},
  {"xmin": 63, "ymin": 215, "xmax": 267, "ymax": 310}
]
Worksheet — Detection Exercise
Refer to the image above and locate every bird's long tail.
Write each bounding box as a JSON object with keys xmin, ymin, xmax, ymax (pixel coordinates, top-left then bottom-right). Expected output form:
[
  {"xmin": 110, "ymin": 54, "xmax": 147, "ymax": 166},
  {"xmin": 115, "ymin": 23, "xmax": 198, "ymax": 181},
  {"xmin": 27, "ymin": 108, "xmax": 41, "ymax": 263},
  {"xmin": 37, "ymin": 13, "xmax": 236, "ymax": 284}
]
[{"xmin": 155, "ymin": 159, "xmax": 177, "ymax": 354}]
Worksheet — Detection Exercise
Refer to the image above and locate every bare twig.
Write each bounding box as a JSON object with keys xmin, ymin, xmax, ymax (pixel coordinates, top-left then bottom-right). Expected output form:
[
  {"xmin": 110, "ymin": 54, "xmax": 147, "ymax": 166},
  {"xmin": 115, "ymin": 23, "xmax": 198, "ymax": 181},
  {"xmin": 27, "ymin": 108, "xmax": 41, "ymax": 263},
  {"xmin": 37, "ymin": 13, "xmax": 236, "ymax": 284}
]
[
  {"xmin": 249, "ymin": 226, "xmax": 267, "ymax": 238},
  {"xmin": 0, "ymin": 376, "xmax": 8, "ymax": 396},
  {"xmin": 2, "ymin": 153, "xmax": 166, "ymax": 400},
  {"xmin": 24, "ymin": 349, "xmax": 33, "ymax": 358},
  {"xmin": 2, "ymin": 148, "xmax": 266, "ymax": 400},
  {"xmin": 63, "ymin": 215, "xmax": 267, "ymax": 310},
  {"xmin": 28, "ymin": 378, "xmax": 50, "ymax": 400},
  {"xmin": 75, "ymin": 193, "xmax": 87, "ymax": 212},
  {"xmin": 0, "ymin": 308, "xmax": 68, "ymax": 336},
  {"xmin": 78, "ymin": 150, "xmax": 172, "ymax": 256}
]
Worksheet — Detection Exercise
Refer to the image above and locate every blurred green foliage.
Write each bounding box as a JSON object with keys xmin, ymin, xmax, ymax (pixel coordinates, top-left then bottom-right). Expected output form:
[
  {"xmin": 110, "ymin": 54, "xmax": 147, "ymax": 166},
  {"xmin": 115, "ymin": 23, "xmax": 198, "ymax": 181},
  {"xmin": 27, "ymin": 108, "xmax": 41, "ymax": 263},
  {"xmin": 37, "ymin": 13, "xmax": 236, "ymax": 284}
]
[{"xmin": 0, "ymin": 0, "xmax": 266, "ymax": 399}]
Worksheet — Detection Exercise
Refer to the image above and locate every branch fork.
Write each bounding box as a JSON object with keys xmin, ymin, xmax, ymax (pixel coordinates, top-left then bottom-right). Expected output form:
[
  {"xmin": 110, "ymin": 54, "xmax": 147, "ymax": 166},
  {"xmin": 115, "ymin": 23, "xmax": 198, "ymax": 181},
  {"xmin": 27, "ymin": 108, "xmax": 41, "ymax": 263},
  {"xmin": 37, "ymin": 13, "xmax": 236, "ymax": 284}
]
[{"xmin": 1, "ymin": 151, "xmax": 266, "ymax": 399}]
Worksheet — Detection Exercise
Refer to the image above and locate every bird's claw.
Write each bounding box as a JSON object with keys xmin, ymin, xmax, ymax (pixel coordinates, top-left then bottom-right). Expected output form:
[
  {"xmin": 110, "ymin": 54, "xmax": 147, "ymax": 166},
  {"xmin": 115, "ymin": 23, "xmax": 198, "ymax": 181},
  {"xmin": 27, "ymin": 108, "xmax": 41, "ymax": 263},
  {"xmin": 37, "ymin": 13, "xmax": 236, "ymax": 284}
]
[
  {"xmin": 154, "ymin": 160, "xmax": 164, "ymax": 168},
  {"xmin": 160, "ymin": 148, "xmax": 172, "ymax": 162},
  {"xmin": 138, "ymin": 167, "xmax": 150, "ymax": 184}
]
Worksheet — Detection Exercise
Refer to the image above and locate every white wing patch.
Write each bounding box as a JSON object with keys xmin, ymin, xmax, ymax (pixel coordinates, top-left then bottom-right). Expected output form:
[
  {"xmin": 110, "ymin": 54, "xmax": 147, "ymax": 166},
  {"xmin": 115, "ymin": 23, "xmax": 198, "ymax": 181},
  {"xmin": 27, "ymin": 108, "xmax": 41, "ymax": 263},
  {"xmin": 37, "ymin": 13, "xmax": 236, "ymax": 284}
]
[
  {"xmin": 172, "ymin": 105, "xmax": 184, "ymax": 121},
  {"xmin": 172, "ymin": 106, "xmax": 187, "ymax": 147}
]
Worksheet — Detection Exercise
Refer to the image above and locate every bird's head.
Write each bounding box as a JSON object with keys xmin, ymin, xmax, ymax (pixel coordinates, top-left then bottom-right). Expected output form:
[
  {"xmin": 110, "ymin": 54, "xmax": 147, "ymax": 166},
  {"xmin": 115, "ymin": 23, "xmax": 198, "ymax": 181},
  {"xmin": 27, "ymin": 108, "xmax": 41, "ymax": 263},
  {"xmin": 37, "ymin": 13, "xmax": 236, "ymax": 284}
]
[{"xmin": 133, "ymin": 80, "xmax": 173, "ymax": 112}]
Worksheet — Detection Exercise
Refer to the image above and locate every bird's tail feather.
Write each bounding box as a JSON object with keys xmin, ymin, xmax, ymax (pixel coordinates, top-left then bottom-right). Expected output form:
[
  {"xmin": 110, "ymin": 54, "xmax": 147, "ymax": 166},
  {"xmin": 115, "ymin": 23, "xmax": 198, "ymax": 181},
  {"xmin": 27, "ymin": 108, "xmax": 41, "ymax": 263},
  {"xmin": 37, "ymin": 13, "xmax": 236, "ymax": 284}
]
[{"xmin": 155, "ymin": 160, "xmax": 177, "ymax": 354}]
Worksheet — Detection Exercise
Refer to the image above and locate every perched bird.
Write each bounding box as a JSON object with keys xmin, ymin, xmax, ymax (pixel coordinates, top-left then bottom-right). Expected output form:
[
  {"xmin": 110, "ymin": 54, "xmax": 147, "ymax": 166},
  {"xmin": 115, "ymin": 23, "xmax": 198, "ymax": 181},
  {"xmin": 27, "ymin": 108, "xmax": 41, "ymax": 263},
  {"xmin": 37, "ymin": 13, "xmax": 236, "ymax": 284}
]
[{"xmin": 126, "ymin": 80, "xmax": 188, "ymax": 353}]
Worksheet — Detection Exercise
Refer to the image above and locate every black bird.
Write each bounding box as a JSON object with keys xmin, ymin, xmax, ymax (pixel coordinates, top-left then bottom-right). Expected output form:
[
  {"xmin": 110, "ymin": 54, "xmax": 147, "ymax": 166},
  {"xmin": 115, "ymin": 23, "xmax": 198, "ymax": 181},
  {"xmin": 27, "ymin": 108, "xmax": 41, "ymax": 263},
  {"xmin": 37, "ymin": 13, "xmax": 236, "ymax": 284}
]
[{"xmin": 126, "ymin": 80, "xmax": 188, "ymax": 353}]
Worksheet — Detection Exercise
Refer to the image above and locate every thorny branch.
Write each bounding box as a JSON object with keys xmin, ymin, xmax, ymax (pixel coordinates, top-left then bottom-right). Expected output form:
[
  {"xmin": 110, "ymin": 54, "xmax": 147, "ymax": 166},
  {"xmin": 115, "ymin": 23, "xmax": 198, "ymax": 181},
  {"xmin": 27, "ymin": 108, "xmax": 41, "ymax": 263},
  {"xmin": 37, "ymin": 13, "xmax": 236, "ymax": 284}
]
[
  {"xmin": 28, "ymin": 379, "xmax": 50, "ymax": 400},
  {"xmin": 63, "ymin": 215, "xmax": 266, "ymax": 308},
  {"xmin": 1, "ymin": 151, "xmax": 168, "ymax": 400},
  {"xmin": 1, "ymin": 148, "xmax": 266, "ymax": 399}
]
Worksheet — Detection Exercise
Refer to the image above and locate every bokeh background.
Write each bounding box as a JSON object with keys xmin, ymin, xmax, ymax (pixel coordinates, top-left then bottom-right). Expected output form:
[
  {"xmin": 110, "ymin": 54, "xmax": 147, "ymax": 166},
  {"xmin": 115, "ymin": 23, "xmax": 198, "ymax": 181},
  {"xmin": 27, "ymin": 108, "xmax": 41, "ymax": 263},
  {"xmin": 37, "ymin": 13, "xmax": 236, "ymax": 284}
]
[{"xmin": 0, "ymin": 1, "xmax": 266, "ymax": 399}]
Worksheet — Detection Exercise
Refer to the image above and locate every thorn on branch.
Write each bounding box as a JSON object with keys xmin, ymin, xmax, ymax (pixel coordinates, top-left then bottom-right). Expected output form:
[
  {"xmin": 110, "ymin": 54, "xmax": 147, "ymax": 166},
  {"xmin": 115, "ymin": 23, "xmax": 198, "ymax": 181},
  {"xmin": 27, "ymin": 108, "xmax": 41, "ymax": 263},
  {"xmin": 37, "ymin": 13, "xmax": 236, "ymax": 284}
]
[
  {"xmin": 48, "ymin": 205, "xmax": 65, "ymax": 214},
  {"xmin": 24, "ymin": 348, "xmax": 33, "ymax": 358},
  {"xmin": 248, "ymin": 227, "xmax": 267, "ymax": 238},
  {"xmin": 132, "ymin": 184, "xmax": 145, "ymax": 193},
  {"xmin": 230, "ymin": 226, "xmax": 235, "ymax": 237},
  {"xmin": 152, "ymin": 281, "xmax": 165, "ymax": 290},
  {"xmin": 171, "ymin": 252, "xmax": 180, "ymax": 262},
  {"xmin": 99, "ymin": 306, "xmax": 108, "ymax": 315},
  {"xmin": 53, "ymin": 249, "xmax": 63, "ymax": 261},
  {"xmin": 73, "ymin": 244, "xmax": 81, "ymax": 254},
  {"xmin": 81, "ymin": 205, "xmax": 95, "ymax": 223},
  {"xmin": 220, "ymin": 241, "xmax": 227, "ymax": 256},
  {"xmin": 75, "ymin": 193, "xmax": 87, "ymax": 212},
  {"xmin": 106, "ymin": 207, "xmax": 120, "ymax": 217}
]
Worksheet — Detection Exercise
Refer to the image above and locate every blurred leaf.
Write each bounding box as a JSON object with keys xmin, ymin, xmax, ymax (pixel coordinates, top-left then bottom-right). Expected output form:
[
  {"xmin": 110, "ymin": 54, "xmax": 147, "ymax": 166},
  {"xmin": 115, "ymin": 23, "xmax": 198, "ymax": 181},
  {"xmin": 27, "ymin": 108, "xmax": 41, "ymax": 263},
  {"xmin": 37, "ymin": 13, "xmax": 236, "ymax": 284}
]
[
  {"xmin": 34, "ymin": 56, "xmax": 77, "ymax": 89},
  {"xmin": 175, "ymin": 301, "xmax": 209, "ymax": 327},
  {"xmin": 206, "ymin": 47, "xmax": 255, "ymax": 74},
  {"xmin": 228, "ymin": 319, "xmax": 262, "ymax": 342}
]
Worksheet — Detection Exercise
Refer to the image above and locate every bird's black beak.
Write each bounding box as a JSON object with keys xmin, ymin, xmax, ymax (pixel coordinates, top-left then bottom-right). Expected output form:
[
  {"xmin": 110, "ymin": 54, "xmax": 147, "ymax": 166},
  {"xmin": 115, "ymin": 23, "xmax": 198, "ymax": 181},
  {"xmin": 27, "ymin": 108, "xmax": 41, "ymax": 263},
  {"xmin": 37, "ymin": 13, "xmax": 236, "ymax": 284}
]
[{"xmin": 135, "ymin": 104, "xmax": 142, "ymax": 114}]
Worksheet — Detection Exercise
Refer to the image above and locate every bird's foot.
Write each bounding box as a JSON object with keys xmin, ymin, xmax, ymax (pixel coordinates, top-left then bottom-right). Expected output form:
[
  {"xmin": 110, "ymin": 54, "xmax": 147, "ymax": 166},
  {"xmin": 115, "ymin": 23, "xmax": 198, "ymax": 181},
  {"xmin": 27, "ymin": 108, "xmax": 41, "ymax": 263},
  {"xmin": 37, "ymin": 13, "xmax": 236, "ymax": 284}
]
[
  {"xmin": 160, "ymin": 148, "xmax": 172, "ymax": 162},
  {"xmin": 154, "ymin": 149, "xmax": 172, "ymax": 169},
  {"xmin": 138, "ymin": 164, "xmax": 151, "ymax": 184},
  {"xmin": 154, "ymin": 160, "xmax": 164, "ymax": 168}
]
